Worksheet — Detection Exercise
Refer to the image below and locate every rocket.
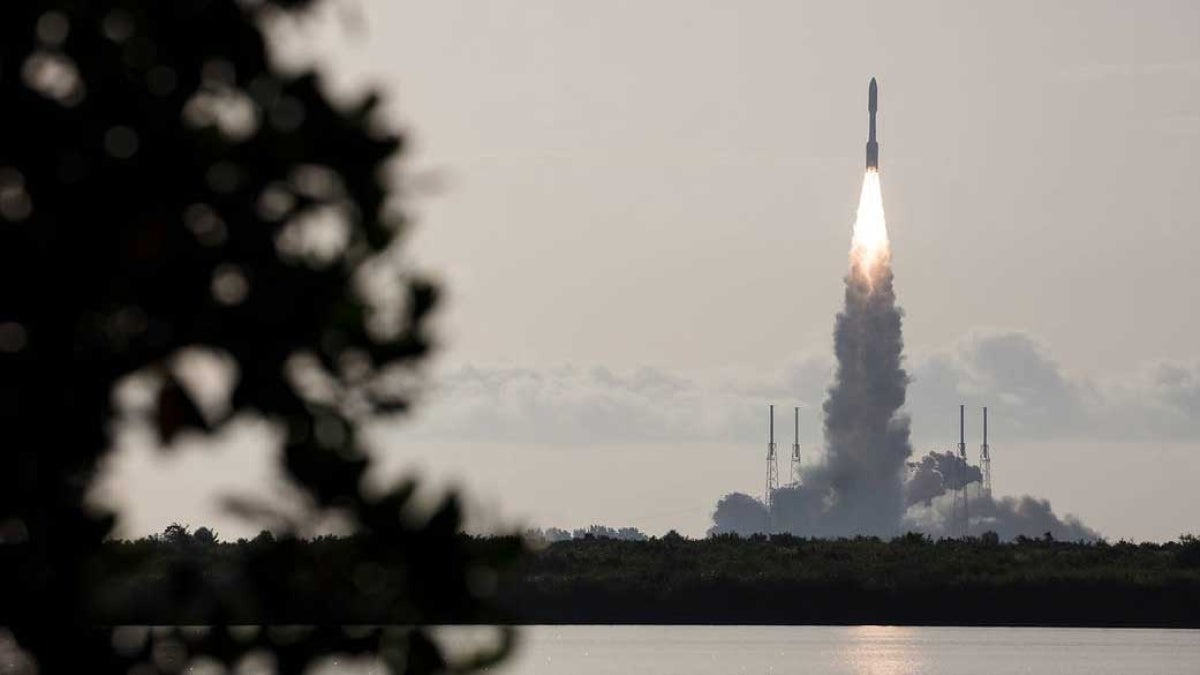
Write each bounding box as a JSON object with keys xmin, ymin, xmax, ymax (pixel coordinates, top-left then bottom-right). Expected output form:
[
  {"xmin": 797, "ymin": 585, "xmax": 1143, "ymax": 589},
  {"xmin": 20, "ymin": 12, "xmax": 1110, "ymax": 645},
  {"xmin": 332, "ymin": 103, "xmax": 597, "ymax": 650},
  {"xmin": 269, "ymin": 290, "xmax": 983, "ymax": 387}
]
[{"xmin": 866, "ymin": 77, "xmax": 879, "ymax": 169}]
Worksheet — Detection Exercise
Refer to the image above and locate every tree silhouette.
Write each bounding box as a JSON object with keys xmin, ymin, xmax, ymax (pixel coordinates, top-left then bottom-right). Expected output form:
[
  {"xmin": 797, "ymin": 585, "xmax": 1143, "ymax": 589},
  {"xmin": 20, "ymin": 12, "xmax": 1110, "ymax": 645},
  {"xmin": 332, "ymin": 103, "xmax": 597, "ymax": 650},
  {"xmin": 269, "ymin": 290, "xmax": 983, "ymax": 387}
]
[
  {"xmin": 192, "ymin": 527, "xmax": 218, "ymax": 546},
  {"xmin": 0, "ymin": 1, "xmax": 520, "ymax": 672},
  {"xmin": 162, "ymin": 523, "xmax": 193, "ymax": 547}
]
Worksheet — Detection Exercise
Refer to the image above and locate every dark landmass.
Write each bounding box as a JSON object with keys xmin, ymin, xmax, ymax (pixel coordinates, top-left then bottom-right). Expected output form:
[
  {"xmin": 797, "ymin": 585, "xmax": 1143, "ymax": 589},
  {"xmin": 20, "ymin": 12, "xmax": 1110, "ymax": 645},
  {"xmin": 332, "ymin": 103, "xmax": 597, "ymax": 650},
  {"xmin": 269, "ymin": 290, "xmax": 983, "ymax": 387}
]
[
  {"xmin": 17, "ymin": 529, "xmax": 1199, "ymax": 627},
  {"xmin": 509, "ymin": 533, "xmax": 1200, "ymax": 627}
]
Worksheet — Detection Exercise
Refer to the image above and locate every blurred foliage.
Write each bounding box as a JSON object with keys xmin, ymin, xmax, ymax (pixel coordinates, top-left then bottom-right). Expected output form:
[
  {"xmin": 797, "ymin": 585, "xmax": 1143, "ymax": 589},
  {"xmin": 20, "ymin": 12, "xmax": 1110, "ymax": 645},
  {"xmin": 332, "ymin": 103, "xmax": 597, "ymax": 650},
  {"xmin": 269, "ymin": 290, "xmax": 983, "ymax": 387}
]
[{"xmin": 0, "ymin": 1, "xmax": 521, "ymax": 672}]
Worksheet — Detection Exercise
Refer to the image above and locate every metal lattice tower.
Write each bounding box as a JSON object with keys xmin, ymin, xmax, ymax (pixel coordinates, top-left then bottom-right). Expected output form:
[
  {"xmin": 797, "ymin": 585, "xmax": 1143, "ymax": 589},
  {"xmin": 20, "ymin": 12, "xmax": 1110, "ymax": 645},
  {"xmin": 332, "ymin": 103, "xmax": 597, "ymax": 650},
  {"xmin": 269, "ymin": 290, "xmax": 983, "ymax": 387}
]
[
  {"xmin": 980, "ymin": 406, "xmax": 992, "ymax": 497},
  {"xmin": 765, "ymin": 405, "xmax": 779, "ymax": 523},
  {"xmin": 790, "ymin": 407, "xmax": 802, "ymax": 487},
  {"xmin": 955, "ymin": 404, "xmax": 970, "ymax": 537}
]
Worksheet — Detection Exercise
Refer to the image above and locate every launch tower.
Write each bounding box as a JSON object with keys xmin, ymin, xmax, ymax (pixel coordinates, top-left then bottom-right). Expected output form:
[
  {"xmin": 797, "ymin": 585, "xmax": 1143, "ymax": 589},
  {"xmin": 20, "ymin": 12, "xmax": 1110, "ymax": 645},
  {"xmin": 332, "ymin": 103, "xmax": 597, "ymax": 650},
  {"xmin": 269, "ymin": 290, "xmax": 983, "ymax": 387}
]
[
  {"xmin": 765, "ymin": 405, "xmax": 779, "ymax": 525},
  {"xmin": 980, "ymin": 406, "xmax": 992, "ymax": 497},
  {"xmin": 790, "ymin": 407, "xmax": 802, "ymax": 487},
  {"xmin": 955, "ymin": 404, "xmax": 970, "ymax": 536}
]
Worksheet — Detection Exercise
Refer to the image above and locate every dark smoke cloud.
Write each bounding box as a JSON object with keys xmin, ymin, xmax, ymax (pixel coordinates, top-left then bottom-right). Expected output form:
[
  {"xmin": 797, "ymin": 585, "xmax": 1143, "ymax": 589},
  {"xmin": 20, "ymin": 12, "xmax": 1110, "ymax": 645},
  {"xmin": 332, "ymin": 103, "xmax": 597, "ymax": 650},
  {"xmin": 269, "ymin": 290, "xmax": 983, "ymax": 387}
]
[
  {"xmin": 709, "ymin": 492, "xmax": 768, "ymax": 536},
  {"xmin": 904, "ymin": 451, "xmax": 982, "ymax": 507}
]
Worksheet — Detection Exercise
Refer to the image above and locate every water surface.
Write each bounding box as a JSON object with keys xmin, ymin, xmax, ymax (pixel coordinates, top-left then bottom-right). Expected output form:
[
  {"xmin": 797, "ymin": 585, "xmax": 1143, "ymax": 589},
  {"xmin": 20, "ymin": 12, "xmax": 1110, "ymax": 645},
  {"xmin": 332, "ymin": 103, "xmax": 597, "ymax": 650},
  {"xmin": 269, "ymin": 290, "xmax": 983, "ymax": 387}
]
[{"xmin": 472, "ymin": 625, "xmax": 1200, "ymax": 675}]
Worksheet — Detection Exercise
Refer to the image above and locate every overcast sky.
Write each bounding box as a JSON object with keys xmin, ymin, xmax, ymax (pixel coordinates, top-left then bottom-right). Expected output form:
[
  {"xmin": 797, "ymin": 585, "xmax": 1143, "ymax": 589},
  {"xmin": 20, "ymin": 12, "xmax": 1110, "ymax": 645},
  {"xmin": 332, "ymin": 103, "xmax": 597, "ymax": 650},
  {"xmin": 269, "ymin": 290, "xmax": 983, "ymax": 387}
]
[{"xmin": 100, "ymin": 0, "xmax": 1200, "ymax": 542}]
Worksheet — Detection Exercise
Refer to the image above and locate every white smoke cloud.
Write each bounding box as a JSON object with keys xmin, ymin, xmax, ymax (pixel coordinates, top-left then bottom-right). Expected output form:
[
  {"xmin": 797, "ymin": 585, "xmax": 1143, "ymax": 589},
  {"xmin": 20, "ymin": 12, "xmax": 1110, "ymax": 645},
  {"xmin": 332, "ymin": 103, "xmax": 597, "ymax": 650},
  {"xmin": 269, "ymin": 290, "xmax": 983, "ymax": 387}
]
[{"xmin": 385, "ymin": 329, "xmax": 1200, "ymax": 446}]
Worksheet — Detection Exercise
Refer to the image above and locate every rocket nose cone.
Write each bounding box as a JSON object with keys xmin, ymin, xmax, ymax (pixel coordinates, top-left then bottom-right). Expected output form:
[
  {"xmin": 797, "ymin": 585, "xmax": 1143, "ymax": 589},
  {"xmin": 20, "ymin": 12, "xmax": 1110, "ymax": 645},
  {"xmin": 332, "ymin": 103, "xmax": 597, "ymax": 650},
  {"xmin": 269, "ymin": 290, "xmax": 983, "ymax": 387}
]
[{"xmin": 868, "ymin": 78, "xmax": 878, "ymax": 112}]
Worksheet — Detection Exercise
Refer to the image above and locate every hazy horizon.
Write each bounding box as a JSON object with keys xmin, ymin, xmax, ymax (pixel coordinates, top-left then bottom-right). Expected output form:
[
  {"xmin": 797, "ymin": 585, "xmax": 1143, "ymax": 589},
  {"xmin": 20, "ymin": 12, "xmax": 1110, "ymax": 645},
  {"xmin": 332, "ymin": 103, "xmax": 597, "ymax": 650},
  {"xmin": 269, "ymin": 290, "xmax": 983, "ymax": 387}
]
[{"xmin": 97, "ymin": 0, "xmax": 1200, "ymax": 542}]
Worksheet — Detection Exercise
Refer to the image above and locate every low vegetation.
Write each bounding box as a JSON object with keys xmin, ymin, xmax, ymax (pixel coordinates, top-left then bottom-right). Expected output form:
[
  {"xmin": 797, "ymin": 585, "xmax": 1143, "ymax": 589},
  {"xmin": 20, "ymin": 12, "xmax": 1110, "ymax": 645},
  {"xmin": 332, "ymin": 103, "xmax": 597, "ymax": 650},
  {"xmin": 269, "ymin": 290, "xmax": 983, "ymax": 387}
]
[{"xmin": 58, "ymin": 526, "xmax": 1200, "ymax": 627}]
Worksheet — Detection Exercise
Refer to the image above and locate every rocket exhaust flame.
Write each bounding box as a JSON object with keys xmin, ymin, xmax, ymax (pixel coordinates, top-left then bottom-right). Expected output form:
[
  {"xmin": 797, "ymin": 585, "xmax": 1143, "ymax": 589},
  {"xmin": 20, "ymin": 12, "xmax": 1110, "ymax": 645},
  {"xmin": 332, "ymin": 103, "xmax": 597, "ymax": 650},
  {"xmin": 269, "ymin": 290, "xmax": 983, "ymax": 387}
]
[
  {"xmin": 850, "ymin": 168, "xmax": 890, "ymax": 286},
  {"xmin": 854, "ymin": 77, "xmax": 889, "ymax": 286}
]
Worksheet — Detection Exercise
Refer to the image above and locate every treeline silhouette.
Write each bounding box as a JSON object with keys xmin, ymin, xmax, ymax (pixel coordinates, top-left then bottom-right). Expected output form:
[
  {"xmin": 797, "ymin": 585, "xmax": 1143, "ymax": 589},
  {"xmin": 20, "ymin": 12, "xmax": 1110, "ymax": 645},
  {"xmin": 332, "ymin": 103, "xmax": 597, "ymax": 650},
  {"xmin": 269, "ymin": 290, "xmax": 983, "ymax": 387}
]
[
  {"xmin": 509, "ymin": 532, "xmax": 1200, "ymax": 626},
  {"xmin": 80, "ymin": 527, "xmax": 1200, "ymax": 627}
]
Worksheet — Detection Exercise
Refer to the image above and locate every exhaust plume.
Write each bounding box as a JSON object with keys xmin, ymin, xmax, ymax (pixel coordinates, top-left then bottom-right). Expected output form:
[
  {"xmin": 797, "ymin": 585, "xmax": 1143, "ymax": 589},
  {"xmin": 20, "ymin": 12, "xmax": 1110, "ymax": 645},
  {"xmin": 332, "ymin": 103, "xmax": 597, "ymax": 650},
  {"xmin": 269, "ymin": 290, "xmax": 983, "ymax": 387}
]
[
  {"xmin": 708, "ymin": 168, "xmax": 1099, "ymax": 541},
  {"xmin": 817, "ymin": 167, "xmax": 912, "ymax": 534},
  {"xmin": 711, "ymin": 169, "xmax": 912, "ymax": 538}
]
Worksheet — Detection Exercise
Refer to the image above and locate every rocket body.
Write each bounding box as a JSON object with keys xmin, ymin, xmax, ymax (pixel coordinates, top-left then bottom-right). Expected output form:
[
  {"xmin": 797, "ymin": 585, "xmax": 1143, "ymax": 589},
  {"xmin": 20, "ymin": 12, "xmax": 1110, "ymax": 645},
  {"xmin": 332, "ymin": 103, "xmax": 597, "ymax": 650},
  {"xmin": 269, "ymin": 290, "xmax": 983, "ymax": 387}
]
[{"xmin": 866, "ymin": 77, "xmax": 879, "ymax": 169}]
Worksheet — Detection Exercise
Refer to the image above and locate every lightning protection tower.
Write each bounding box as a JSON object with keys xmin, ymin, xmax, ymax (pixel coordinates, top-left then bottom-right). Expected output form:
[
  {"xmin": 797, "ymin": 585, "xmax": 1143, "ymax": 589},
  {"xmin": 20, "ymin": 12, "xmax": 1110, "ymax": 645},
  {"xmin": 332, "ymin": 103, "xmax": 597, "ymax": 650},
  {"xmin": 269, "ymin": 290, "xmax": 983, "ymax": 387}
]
[
  {"xmin": 790, "ymin": 407, "xmax": 802, "ymax": 487},
  {"xmin": 955, "ymin": 404, "xmax": 970, "ymax": 537},
  {"xmin": 980, "ymin": 406, "xmax": 992, "ymax": 497},
  {"xmin": 765, "ymin": 405, "xmax": 779, "ymax": 522}
]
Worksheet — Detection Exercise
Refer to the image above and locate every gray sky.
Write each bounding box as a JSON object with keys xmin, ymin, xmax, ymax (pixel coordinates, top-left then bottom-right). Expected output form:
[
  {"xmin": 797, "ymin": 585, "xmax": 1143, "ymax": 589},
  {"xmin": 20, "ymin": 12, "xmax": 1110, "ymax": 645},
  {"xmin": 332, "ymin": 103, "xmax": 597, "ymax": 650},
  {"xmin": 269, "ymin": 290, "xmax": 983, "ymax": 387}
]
[{"xmin": 98, "ymin": 0, "xmax": 1200, "ymax": 542}]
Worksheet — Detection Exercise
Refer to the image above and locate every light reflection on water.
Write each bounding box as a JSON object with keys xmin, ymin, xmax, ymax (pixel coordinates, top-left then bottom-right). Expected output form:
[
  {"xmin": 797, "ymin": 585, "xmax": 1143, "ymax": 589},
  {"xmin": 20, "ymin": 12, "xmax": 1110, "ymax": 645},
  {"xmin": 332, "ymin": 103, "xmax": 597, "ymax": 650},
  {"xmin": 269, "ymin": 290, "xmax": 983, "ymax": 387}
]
[
  {"xmin": 840, "ymin": 626, "xmax": 927, "ymax": 675},
  {"xmin": 314, "ymin": 625, "xmax": 1200, "ymax": 675}
]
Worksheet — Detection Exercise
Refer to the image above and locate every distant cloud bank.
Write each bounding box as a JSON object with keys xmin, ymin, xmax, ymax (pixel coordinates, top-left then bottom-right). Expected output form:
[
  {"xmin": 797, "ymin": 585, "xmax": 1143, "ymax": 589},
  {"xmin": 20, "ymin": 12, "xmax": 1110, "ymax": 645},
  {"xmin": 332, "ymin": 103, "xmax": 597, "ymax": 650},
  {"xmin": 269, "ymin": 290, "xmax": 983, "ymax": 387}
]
[
  {"xmin": 908, "ymin": 330, "xmax": 1200, "ymax": 443},
  {"xmin": 382, "ymin": 330, "xmax": 1200, "ymax": 446}
]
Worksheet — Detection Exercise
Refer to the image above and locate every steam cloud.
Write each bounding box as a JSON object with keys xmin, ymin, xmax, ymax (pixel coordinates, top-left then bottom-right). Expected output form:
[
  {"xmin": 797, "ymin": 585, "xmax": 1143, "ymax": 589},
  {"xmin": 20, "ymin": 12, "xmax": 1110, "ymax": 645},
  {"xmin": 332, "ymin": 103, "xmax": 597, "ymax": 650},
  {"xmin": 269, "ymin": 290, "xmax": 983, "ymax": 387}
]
[
  {"xmin": 712, "ymin": 457, "xmax": 1099, "ymax": 541},
  {"xmin": 904, "ymin": 493, "xmax": 1099, "ymax": 541}
]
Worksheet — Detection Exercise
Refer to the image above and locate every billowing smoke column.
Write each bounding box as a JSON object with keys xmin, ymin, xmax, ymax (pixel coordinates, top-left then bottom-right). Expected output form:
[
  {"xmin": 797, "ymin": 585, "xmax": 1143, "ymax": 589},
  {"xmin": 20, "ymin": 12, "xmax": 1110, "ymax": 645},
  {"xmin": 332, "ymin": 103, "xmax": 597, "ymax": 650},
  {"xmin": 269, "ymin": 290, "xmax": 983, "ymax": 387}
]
[
  {"xmin": 817, "ymin": 166, "xmax": 911, "ymax": 534},
  {"xmin": 714, "ymin": 164, "xmax": 911, "ymax": 537},
  {"xmin": 710, "ymin": 79, "xmax": 1098, "ymax": 541}
]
